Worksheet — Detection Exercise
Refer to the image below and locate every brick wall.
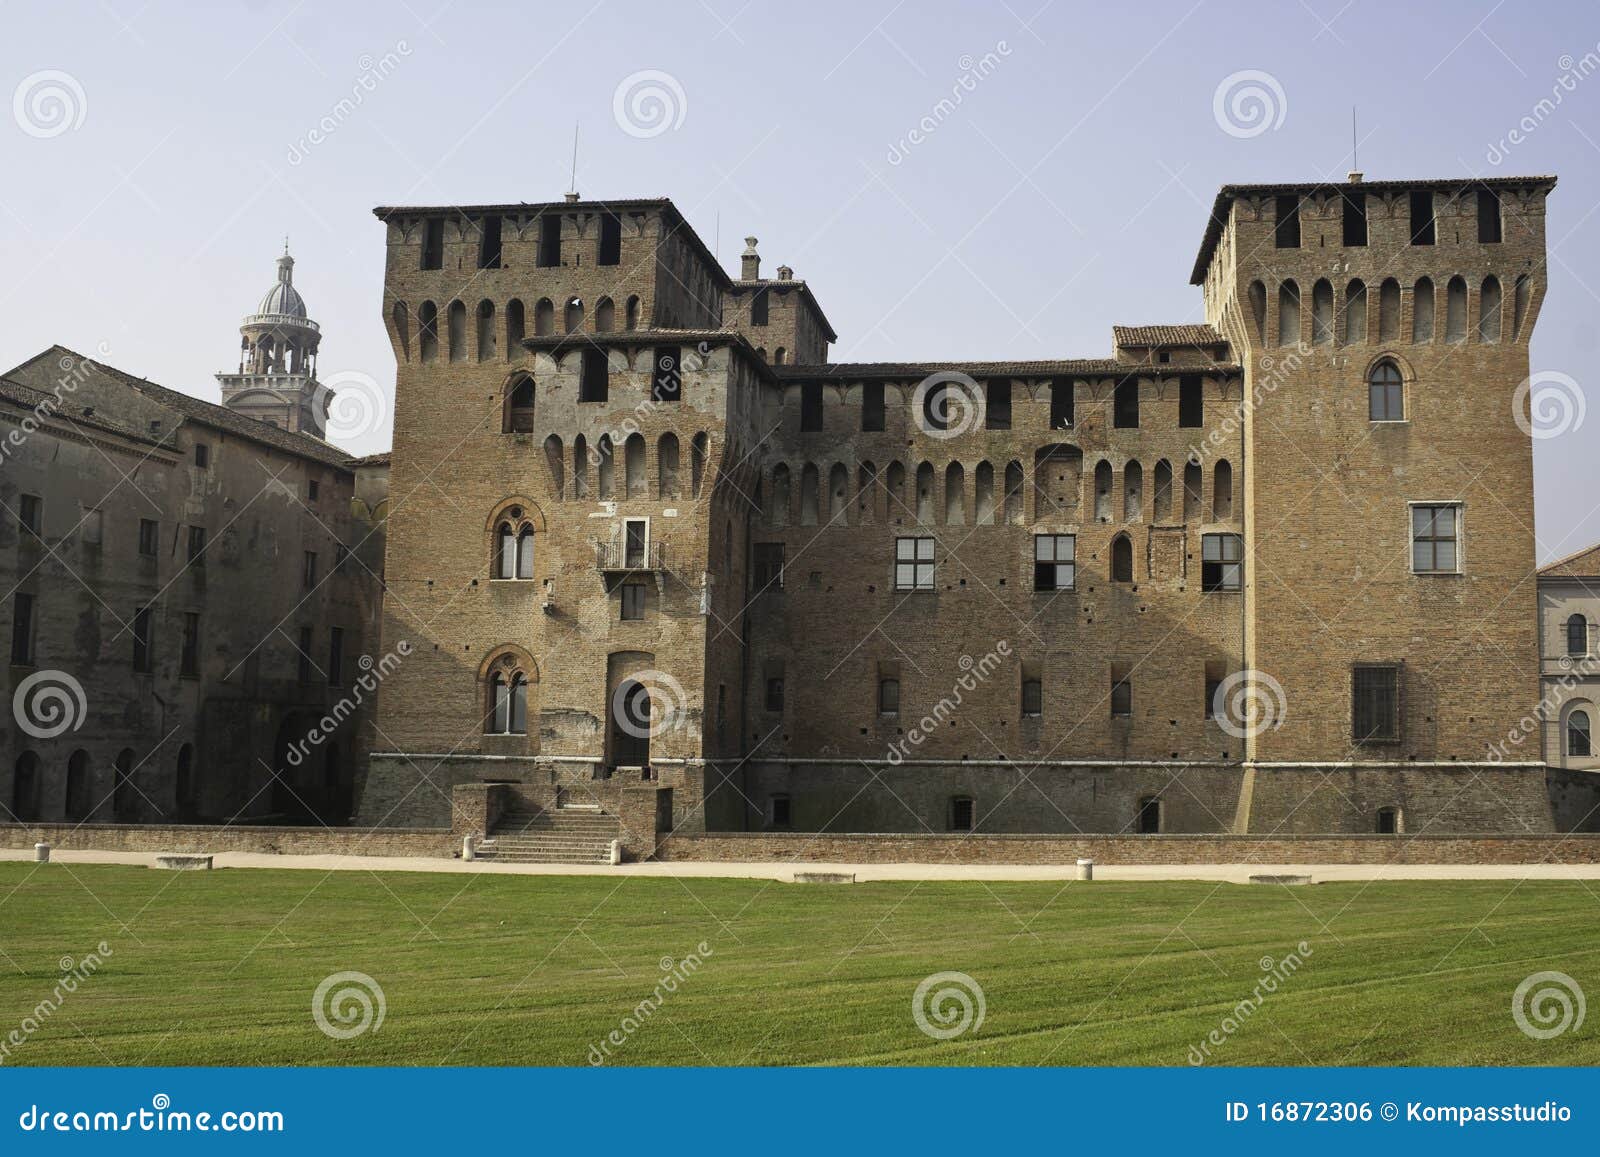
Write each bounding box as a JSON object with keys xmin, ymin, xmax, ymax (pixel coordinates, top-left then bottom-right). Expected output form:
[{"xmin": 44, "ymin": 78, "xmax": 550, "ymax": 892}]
[{"xmin": 0, "ymin": 823, "xmax": 453, "ymax": 857}]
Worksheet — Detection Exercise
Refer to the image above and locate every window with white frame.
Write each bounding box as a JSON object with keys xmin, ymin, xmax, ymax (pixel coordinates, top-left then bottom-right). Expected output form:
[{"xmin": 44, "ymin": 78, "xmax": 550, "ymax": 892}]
[
  {"xmin": 895, "ymin": 536, "xmax": 934, "ymax": 591},
  {"xmin": 1033, "ymin": 534, "xmax": 1075, "ymax": 591},
  {"xmin": 1411, "ymin": 504, "xmax": 1459, "ymax": 573}
]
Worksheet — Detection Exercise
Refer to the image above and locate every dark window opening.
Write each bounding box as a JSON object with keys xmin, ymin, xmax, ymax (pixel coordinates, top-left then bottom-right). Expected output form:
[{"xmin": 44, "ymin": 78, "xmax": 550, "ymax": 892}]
[
  {"xmin": 765, "ymin": 677, "xmax": 785, "ymax": 713},
  {"xmin": 752, "ymin": 543, "xmax": 785, "ymax": 591},
  {"xmin": 132, "ymin": 606, "xmax": 152, "ymax": 673},
  {"xmin": 1409, "ymin": 190, "xmax": 1435, "ymax": 245},
  {"xmin": 180, "ymin": 612, "xmax": 200, "ymax": 677},
  {"xmin": 1113, "ymin": 378, "xmax": 1139, "ymax": 428},
  {"xmin": 1049, "ymin": 379, "xmax": 1073, "ymax": 429},
  {"xmin": 800, "ymin": 382, "xmax": 823, "ymax": 432},
  {"xmin": 620, "ymin": 583, "xmax": 646, "ymax": 621},
  {"xmin": 1352, "ymin": 663, "xmax": 1401, "ymax": 743},
  {"xmin": 1568, "ymin": 613, "xmax": 1589, "ymax": 657},
  {"xmin": 138, "ymin": 518, "xmax": 159, "ymax": 557},
  {"xmin": 598, "ymin": 212, "xmax": 622, "ymax": 265},
  {"xmin": 1274, "ymin": 194, "xmax": 1301, "ymax": 248},
  {"xmin": 862, "ymin": 382, "xmax": 885, "ymax": 431},
  {"xmin": 1021, "ymin": 678, "xmax": 1042, "ymax": 718},
  {"xmin": 986, "ymin": 379, "xmax": 1012, "ymax": 429},
  {"xmin": 1570, "ymin": 711, "xmax": 1593, "ymax": 758},
  {"xmin": 1110, "ymin": 670, "xmax": 1132, "ymax": 717},
  {"xmin": 623, "ymin": 520, "xmax": 648, "ymax": 569},
  {"xmin": 421, "ymin": 218, "xmax": 443, "ymax": 270},
  {"xmin": 537, "ymin": 214, "xmax": 561, "ymax": 267},
  {"xmin": 878, "ymin": 677, "xmax": 900, "ymax": 715},
  {"xmin": 187, "ymin": 525, "xmax": 207, "ymax": 567},
  {"xmin": 1342, "ymin": 189, "xmax": 1368, "ymax": 246},
  {"xmin": 1178, "ymin": 375, "xmax": 1202, "ymax": 428},
  {"xmin": 1137, "ymin": 796, "xmax": 1161, "ymax": 834},
  {"xmin": 770, "ymin": 794, "xmax": 791, "ymax": 827},
  {"xmin": 504, "ymin": 375, "xmax": 535, "ymax": 432},
  {"xmin": 1033, "ymin": 534, "xmax": 1075, "ymax": 591},
  {"xmin": 328, "ymin": 626, "xmax": 344, "ymax": 686},
  {"xmin": 303, "ymin": 550, "xmax": 318, "ymax": 589},
  {"xmin": 580, "ymin": 349, "xmax": 609, "ymax": 402},
  {"xmin": 1477, "ymin": 187, "xmax": 1502, "ymax": 243},
  {"xmin": 750, "ymin": 287, "xmax": 769, "ymax": 326},
  {"xmin": 1376, "ymin": 806, "xmax": 1398, "ymax": 834},
  {"xmin": 11, "ymin": 593, "xmax": 34, "ymax": 665},
  {"xmin": 477, "ymin": 215, "xmax": 502, "ymax": 269},
  {"xmin": 307, "ymin": 478, "xmax": 320, "ymax": 503},
  {"xmin": 19, "ymin": 493, "xmax": 41, "ymax": 536},
  {"xmin": 652, "ymin": 347, "xmax": 682, "ymax": 402},
  {"xmin": 1201, "ymin": 533, "xmax": 1242, "ymax": 592},
  {"xmin": 297, "ymin": 626, "xmax": 313, "ymax": 684},
  {"xmin": 194, "ymin": 443, "xmax": 210, "ymax": 469},
  {"xmin": 1110, "ymin": 535, "xmax": 1133, "ymax": 583},
  {"xmin": 949, "ymin": 796, "xmax": 974, "ymax": 832}
]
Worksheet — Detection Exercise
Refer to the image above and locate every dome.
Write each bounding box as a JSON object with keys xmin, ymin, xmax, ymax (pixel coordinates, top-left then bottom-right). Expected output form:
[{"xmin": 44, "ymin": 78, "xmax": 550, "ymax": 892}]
[{"xmin": 255, "ymin": 252, "xmax": 308, "ymax": 319}]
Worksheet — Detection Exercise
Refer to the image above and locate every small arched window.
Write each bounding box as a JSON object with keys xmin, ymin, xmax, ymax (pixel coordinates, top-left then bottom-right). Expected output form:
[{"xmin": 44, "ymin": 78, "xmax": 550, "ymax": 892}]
[
  {"xmin": 624, "ymin": 295, "xmax": 640, "ymax": 331},
  {"xmin": 485, "ymin": 654, "xmax": 531, "ymax": 735},
  {"xmin": 1569, "ymin": 613, "xmax": 1589, "ymax": 656},
  {"xmin": 503, "ymin": 373, "xmax": 535, "ymax": 433},
  {"xmin": 1111, "ymin": 534, "xmax": 1133, "ymax": 583},
  {"xmin": 493, "ymin": 507, "xmax": 536, "ymax": 580},
  {"xmin": 1368, "ymin": 361, "xmax": 1404, "ymax": 422},
  {"xmin": 564, "ymin": 296, "xmax": 584, "ymax": 333},
  {"xmin": 1570, "ymin": 710, "xmax": 1593, "ymax": 758}
]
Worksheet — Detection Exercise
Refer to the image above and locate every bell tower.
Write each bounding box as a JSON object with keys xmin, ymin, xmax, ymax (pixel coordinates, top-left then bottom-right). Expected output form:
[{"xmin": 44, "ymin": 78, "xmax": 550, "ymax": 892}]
[{"xmin": 218, "ymin": 244, "xmax": 329, "ymax": 437}]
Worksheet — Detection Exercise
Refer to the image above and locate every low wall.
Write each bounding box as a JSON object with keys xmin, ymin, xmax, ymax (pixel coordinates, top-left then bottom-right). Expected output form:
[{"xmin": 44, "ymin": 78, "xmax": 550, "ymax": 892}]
[
  {"xmin": 0, "ymin": 823, "xmax": 455, "ymax": 858},
  {"xmin": 658, "ymin": 831, "xmax": 1600, "ymax": 865}
]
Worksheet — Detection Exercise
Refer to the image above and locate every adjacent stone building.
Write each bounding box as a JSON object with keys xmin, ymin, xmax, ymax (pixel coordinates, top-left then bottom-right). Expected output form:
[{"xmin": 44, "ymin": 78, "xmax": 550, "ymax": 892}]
[
  {"xmin": 0, "ymin": 253, "xmax": 388, "ymax": 827},
  {"xmin": 361, "ymin": 173, "xmax": 1567, "ymax": 854},
  {"xmin": 1537, "ymin": 543, "xmax": 1599, "ymax": 772}
]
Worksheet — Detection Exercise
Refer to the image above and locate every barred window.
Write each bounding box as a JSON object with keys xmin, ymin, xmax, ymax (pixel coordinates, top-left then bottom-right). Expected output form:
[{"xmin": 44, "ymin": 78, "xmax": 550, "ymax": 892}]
[
  {"xmin": 1033, "ymin": 534, "xmax": 1075, "ymax": 591},
  {"xmin": 1352, "ymin": 663, "xmax": 1401, "ymax": 743},
  {"xmin": 895, "ymin": 536, "xmax": 934, "ymax": 591},
  {"xmin": 1201, "ymin": 533, "xmax": 1243, "ymax": 592},
  {"xmin": 1411, "ymin": 504, "xmax": 1459, "ymax": 573}
]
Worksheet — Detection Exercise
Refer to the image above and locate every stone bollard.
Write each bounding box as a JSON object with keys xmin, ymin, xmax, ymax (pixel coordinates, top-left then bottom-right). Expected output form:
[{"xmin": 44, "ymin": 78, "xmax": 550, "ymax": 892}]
[
  {"xmin": 34, "ymin": 843, "xmax": 50, "ymax": 864},
  {"xmin": 462, "ymin": 834, "xmax": 477, "ymax": 862},
  {"xmin": 1076, "ymin": 857, "xmax": 1093, "ymax": 881},
  {"xmin": 608, "ymin": 839, "xmax": 622, "ymax": 866}
]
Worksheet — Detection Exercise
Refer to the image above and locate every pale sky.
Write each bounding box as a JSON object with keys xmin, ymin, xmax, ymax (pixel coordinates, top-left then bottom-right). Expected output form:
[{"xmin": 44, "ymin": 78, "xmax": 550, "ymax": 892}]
[{"xmin": 3, "ymin": 0, "xmax": 1597, "ymax": 561}]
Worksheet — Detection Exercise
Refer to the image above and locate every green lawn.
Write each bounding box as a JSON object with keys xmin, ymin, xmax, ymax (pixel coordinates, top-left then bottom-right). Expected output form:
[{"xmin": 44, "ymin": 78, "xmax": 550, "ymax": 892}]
[{"xmin": 0, "ymin": 863, "xmax": 1595, "ymax": 1066}]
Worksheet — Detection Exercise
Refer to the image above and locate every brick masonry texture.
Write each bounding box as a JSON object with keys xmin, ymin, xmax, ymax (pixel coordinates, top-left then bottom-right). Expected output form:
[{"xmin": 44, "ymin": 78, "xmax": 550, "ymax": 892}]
[
  {"xmin": 0, "ymin": 822, "xmax": 452, "ymax": 857},
  {"xmin": 360, "ymin": 176, "xmax": 1581, "ymax": 855}
]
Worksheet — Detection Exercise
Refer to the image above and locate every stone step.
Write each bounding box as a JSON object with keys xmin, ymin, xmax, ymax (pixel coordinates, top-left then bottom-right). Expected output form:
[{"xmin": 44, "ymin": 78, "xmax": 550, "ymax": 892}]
[
  {"xmin": 475, "ymin": 847, "xmax": 612, "ymax": 864},
  {"xmin": 486, "ymin": 837, "xmax": 613, "ymax": 851}
]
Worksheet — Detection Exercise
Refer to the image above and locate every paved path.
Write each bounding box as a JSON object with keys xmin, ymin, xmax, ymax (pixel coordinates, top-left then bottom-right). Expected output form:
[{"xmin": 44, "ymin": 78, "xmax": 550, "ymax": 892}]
[{"xmin": 6, "ymin": 847, "xmax": 1600, "ymax": 883}]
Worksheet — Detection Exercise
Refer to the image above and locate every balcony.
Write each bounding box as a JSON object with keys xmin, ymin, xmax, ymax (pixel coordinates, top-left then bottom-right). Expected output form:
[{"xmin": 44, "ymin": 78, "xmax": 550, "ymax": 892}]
[{"xmin": 595, "ymin": 539, "xmax": 665, "ymax": 573}]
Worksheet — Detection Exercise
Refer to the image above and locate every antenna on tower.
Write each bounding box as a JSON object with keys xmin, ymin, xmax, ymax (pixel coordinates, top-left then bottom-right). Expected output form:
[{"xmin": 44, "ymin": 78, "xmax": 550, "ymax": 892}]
[
  {"xmin": 568, "ymin": 121, "xmax": 580, "ymax": 198},
  {"xmin": 1348, "ymin": 107, "xmax": 1363, "ymax": 183}
]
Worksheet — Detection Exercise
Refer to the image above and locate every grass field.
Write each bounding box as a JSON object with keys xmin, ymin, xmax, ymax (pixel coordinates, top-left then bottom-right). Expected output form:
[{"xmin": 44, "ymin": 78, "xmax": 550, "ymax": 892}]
[{"xmin": 0, "ymin": 862, "xmax": 1595, "ymax": 1066}]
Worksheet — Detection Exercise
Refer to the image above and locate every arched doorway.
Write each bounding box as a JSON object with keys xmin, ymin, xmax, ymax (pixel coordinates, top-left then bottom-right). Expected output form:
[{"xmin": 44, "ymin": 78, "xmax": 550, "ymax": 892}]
[
  {"xmin": 65, "ymin": 749, "xmax": 91, "ymax": 821},
  {"xmin": 12, "ymin": 752, "xmax": 39, "ymax": 821},
  {"xmin": 112, "ymin": 748, "xmax": 136, "ymax": 822},
  {"xmin": 611, "ymin": 679, "xmax": 652, "ymax": 770},
  {"xmin": 174, "ymin": 743, "xmax": 197, "ymax": 820}
]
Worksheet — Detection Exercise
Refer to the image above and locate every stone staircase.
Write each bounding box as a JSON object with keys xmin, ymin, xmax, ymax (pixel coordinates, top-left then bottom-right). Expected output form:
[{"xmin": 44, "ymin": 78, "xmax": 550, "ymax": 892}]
[{"xmin": 475, "ymin": 805, "xmax": 620, "ymax": 865}]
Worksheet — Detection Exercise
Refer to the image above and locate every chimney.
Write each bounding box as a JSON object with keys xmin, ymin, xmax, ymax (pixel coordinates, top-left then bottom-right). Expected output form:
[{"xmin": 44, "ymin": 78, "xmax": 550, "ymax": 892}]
[
  {"xmin": 776, "ymin": 265, "xmax": 793, "ymax": 281},
  {"xmin": 1346, "ymin": 171, "xmax": 1363, "ymax": 183},
  {"xmin": 741, "ymin": 236, "xmax": 760, "ymax": 281},
  {"xmin": 564, "ymin": 191, "xmax": 580, "ymax": 203}
]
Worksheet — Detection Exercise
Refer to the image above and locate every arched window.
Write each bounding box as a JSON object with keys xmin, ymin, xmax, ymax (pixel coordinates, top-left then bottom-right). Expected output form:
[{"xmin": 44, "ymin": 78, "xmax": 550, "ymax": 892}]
[
  {"xmin": 691, "ymin": 432, "xmax": 708, "ymax": 498},
  {"xmin": 800, "ymin": 463, "xmax": 820, "ymax": 526},
  {"xmin": 597, "ymin": 435, "xmax": 615, "ymax": 498},
  {"xmin": 1248, "ymin": 280, "xmax": 1267, "ymax": 344},
  {"xmin": 175, "ymin": 743, "xmax": 196, "ymax": 815},
  {"xmin": 1311, "ymin": 279, "xmax": 1334, "ymax": 344},
  {"xmin": 943, "ymin": 462, "xmax": 964, "ymax": 525},
  {"xmin": 1569, "ymin": 613, "xmax": 1589, "ymax": 656},
  {"xmin": 1183, "ymin": 460, "xmax": 1202, "ymax": 521},
  {"xmin": 624, "ymin": 295, "xmax": 640, "ymax": 331},
  {"xmin": 1570, "ymin": 710, "xmax": 1593, "ymax": 758},
  {"xmin": 831, "ymin": 463, "xmax": 850, "ymax": 523},
  {"xmin": 594, "ymin": 296, "xmax": 615, "ymax": 333},
  {"xmin": 493, "ymin": 506, "xmax": 537, "ymax": 580},
  {"xmin": 974, "ymin": 460, "xmax": 995, "ymax": 525},
  {"xmin": 517, "ymin": 528, "xmax": 534, "ymax": 579},
  {"xmin": 564, "ymin": 296, "xmax": 584, "ymax": 333},
  {"xmin": 476, "ymin": 299, "xmax": 495, "ymax": 361},
  {"xmin": 1344, "ymin": 279, "xmax": 1368, "ymax": 344},
  {"xmin": 1094, "ymin": 460, "xmax": 1112, "ymax": 522},
  {"xmin": 505, "ymin": 298, "xmax": 525, "ymax": 359},
  {"xmin": 1411, "ymin": 277, "xmax": 1434, "ymax": 343},
  {"xmin": 418, "ymin": 301, "xmax": 438, "ymax": 362},
  {"xmin": 915, "ymin": 462, "xmax": 935, "ymax": 524},
  {"xmin": 543, "ymin": 434, "xmax": 564, "ymax": 497},
  {"xmin": 1378, "ymin": 278, "xmax": 1400, "ymax": 341},
  {"xmin": 858, "ymin": 460, "xmax": 879, "ymax": 522},
  {"xmin": 484, "ymin": 654, "xmax": 532, "ymax": 735},
  {"xmin": 11, "ymin": 751, "xmax": 39, "ymax": 822},
  {"xmin": 658, "ymin": 433, "xmax": 680, "ymax": 498},
  {"xmin": 1513, "ymin": 274, "xmax": 1532, "ymax": 339},
  {"xmin": 624, "ymin": 433, "xmax": 646, "ymax": 498},
  {"xmin": 771, "ymin": 463, "xmax": 792, "ymax": 527},
  {"xmin": 1445, "ymin": 276, "xmax": 1468, "ymax": 343},
  {"xmin": 1153, "ymin": 459, "xmax": 1173, "ymax": 521},
  {"xmin": 1123, "ymin": 461, "xmax": 1142, "ymax": 521},
  {"xmin": 447, "ymin": 300, "xmax": 467, "ymax": 362},
  {"xmin": 774, "ymin": 347, "xmax": 786, "ymax": 365},
  {"xmin": 1212, "ymin": 459, "xmax": 1232, "ymax": 520},
  {"xmin": 1111, "ymin": 534, "xmax": 1133, "ymax": 582},
  {"xmin": 497, "ymin": 522, "xmax": 516, "ymax": 579},
  {"xmin": 113, "ymin": 748, "xmax": 136, "ymax": 822},
  {"xmin": 1277, "ymin": 280, "xmax": 1300, "ymax": 347},
  {"xmin": 1003, "ymin": 460, "xmax": 1024, "ymax": 525},
  {"xmin": 503, "ymin": 373, "xmax": 535, "ymax": 433},
  {"xmin": 1479, "ymin": 275, "xmax": 1502, "ymax": 343},
  {"xmin": 572, "ymin": 435, "xmax": 590, "ymax": 498},
  {"xmin": 392, "ymin": 301, "xmax": 411, "ymax": 361},
  {"xmin": 65, "ymin": 748, "xmax": 90, "ymax": 821},
  {"xmin": 1368, "ymin": 360, "xmax": 1404, "ymax": 422},
  {"xmin": 534, "ymin": 298, "xmax": 554, "ymax": 336}
]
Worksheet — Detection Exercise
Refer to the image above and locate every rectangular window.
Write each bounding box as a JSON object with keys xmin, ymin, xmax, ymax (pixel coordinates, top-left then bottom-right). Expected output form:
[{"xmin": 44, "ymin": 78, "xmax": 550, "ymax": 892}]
[
  {"xmin": 800, "ymin": 382, "xmax": 823, "ymax": 432},
  {"xmin": 1049, "ymin": 379, "xmax": 1073, "ymax": 429},
  {"xmin": 894, "ymin": 536, "xmax": 935, "ymax": 591},
  {"xmin": 621, "ymin": 582, "xmax": 646, "ymax": 620},
  {"xmin": 651, "ymin": 347, "xmax": 682, "ymax": 402},
  {"xmin": 297, "ymin": 626, "xmax": 313, "ymax": 684},
  {"xmin": 334, "ymin": 543, "xmax": 348, "ymax": 571},
  {"xmin": 11, "ymin": 593, "xmax": 34, "ymax": 665},
  {"xmin": 537, "ymin": 214, "xmax": 561, "ymax": 267},
  {"xmin": 1201, "ymin": 533, "xmax": 1243, "ymax": 592},
  {"xmin": 1113, "ymin": 377, "xmax": 1138, "ymax": 428},
  {"xmin": 1477, "ymin": 187, "xmax": 1502, "ymax": 243},
  {"xmin": 303, "ymin": 550, "xmax": 318, "ymax": 589},
  {"xmin": 1110, "ymin": 663, "xmax": 1132, "ymax": 717},
  {"xmin": 181, "ymin": 612, "xmax": 200, "ymax": 677},
  {"xmin": 421, "ymin": 218, "xmax": 444, "ymax": 270},
  {"xmin": 187, "ymin": 525, "xmax": 207, "ymax": 566},
  {"xmin": 949, "ymin": 797, "xmax": 974, "ymax": 832},
  {"xmin": 751, "ymin": 542, "xmax": 785, "ymax": 591},
  {"xmin": 1409, "ymin": 190, "xmax": 1435, "ymax": 245},
  {"xmin": 138, "ymin": 518, "xmax": 159, "ymax": 557},
  {"xmin": 1352, "ymin": 663, "xmax": 1401, "ymax": 743},
  {"xmin": 195, "ymin": 442, "xmax": 210, "ymax": 467},
  {"xmin": 1033, "ymin": 534, "xmax": 1075, "ymax": 591},
  {"xmin": 19, "ymin": 494, "xmax": 41, "ymax": 536},
  {"xmin": 878, "ymin": 677, "xmax": 900, "ymax": 715},
  {"xmin": 1274, "ymin": 194, "xmax": 1301, "ymax": 248},
  {"xmin": 1370, "ymin": 371, "xmax": 1405, "ymax": 422},
  {"xmin": 1178, "ymin": 375, "xmax": 1203, "ymax": 427},
  {"xmin": 770, "ymin": 795, "xmax": 791, "ymax": 827},
  {"xmin": 1342, "ymin": 189, "xmax": 1368, "ymax": 246},
  {"xmin": 307, "ymin": 478, "xmax": 320, "ymax": 503},
  {"xmin": 598, "ymin": 212, "xmax": 622, "ymax": 265},
  {"xmin": 82, "ymin": 508, "xmax": 102, "ymax": 546},
  {"xmin": 765, "ymin": 677, "xmax": 785, "ymax": 713},
  {"xmin": 862, "ymin": 382, "xmax": 885, "ymax": 431},
  {"xmin": 328, "ymin": 626, "xmax": 344, "ymax": 686},
  {"xmin": 132, "ymin": 606, "xmax": 152, "ymax": 673},
  {"xmin": 477, "ymin": 214, "xmax": 503, "ymax": 269},
  {"xmin": 1204, "ymin": 660, "xmax": 1226, "ymax": 720},
  {"xmin": 1411, "ymin": 504, "xmax": 1459, "ymax": 573},
  {"xmin": 985, "ymin": 379, "xmax": 1011, "ymax": 429},
  {"xmin": 1021, "ymin": 677, "xmax": 1042, "ymax": 718},
  {"xmin": 579, "ymin": 348, "xmax": 609, "ymax": 402}
]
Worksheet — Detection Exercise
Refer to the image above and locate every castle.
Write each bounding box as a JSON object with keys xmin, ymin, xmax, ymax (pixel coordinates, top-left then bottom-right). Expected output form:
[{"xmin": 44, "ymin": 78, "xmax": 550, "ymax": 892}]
[{"xmin": 357, "ymin": 174, "xmax": 1583, "ymax": 858}]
